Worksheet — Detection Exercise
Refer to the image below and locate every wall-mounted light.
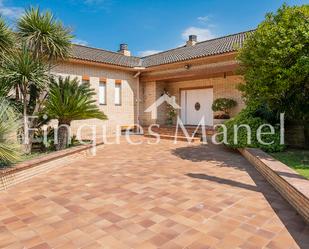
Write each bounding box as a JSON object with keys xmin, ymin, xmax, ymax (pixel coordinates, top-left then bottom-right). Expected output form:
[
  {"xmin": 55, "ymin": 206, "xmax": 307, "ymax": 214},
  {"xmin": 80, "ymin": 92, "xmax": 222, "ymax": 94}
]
[{"xmin": 184, "ymin": 64, "xmax": 191, "ymax": 70}]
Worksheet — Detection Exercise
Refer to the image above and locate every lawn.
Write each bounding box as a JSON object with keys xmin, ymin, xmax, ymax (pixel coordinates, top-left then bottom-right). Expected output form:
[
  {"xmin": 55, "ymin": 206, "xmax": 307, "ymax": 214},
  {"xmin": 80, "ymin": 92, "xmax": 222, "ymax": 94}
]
[{"xmin": 271, "ymin": 149, "xmax": 309, "ymax": 179}]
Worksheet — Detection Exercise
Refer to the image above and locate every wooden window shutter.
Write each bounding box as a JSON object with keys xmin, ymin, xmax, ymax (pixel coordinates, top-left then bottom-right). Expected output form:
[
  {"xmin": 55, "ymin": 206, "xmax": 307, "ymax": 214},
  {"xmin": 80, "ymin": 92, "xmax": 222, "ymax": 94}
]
[
  {"xmin": 99, "ymin": 77, "xmax": 107, "ymax": 83},
  {"xmin": 82, "ymin": 75, "xmax": 90, "ymax": 81}
]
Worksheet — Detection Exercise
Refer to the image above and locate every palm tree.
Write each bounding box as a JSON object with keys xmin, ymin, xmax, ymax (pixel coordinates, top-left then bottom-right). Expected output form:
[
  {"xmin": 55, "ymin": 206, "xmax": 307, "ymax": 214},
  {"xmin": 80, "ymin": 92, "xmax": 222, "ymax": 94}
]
[
  {"xmin": 0, "ymin": 46, "xmax": 49, "ymax": 153},
  {"xmin": 17, "ymin": 7, "xmax": 73, "ymax": 62},
  {"xmin": 0, "ymin": 16, "xmax": 14, "ymax": 54},
  {"xmin": 43, "ymin": 76, "xmax": 107, "ymax": 150},
  {"xmin": 11, "ymin": 7, "xmax": 74, "ymax": 153},
  {"xmin": 0, "ymin": 98, "xmax": 21, "ymax": 165}
]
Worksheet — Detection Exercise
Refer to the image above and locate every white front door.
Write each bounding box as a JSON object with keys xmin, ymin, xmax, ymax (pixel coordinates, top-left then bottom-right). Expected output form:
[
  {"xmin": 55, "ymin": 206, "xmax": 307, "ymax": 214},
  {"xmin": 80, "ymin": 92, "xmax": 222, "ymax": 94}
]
[{"xmin": 181, "ymin": 88, "xmax": 213, "ymax": 126}]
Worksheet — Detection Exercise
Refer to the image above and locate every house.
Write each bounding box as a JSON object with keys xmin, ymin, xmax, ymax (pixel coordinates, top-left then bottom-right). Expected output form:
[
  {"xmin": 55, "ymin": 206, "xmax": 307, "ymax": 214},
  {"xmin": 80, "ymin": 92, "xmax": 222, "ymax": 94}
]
[{"xmin": 53, "ymin": 30, "xmax": 254, "ymax": 136}]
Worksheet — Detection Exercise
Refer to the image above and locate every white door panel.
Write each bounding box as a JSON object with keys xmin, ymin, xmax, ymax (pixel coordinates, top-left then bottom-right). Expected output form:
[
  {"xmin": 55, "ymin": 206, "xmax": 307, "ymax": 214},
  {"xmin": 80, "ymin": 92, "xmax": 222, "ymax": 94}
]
[
  {"xmin": 180, "ymin": 90, "xmax": 187, "ymax": 124},
  {"xmin": 180, "ymin": 88, "xmax": 213, "ymax": 126}
]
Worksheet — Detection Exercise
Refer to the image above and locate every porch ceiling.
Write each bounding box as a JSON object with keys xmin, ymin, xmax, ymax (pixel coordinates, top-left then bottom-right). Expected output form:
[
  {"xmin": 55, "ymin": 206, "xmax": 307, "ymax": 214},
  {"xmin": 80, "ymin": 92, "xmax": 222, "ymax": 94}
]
[{"xmin": 140, "ymin": 60, "xmax": 239, "ymax": 82}]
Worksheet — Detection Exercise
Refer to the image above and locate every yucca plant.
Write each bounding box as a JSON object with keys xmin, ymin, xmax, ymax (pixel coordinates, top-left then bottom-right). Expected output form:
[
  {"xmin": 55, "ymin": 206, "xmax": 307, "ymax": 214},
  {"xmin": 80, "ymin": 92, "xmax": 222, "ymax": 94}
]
[
  {"xmin": 43, "ymin": 76, "xmax": 107, "ymax": 150},
  {"xmin": 0, "ymin": 98, "xmax": 21, "ymax": 165},
  {"xmin": 0, "ymin": 7, "xmax": 75, "ymax": 154},
  {"xmin": 0, "ymin": 46, "xmax": 49, "ymax": 153},
  {"xmin": 17, "ymin": 7, "xmax": 73, "ymax": 62},
  {"xmin": 0, "ymin": 16, "xmax": 14, "ymax": 54}
]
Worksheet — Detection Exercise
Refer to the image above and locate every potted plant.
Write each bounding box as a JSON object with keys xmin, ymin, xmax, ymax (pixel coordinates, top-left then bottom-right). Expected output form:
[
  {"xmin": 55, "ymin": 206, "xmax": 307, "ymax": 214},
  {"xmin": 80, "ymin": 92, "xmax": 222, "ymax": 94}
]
[
  {"xmin": 212, "ymin": 98, "xmax": 237, "ymax": 124},
  {"xmin": 166, "ymin": 104, "xmax": 177, "ymax": 126}
]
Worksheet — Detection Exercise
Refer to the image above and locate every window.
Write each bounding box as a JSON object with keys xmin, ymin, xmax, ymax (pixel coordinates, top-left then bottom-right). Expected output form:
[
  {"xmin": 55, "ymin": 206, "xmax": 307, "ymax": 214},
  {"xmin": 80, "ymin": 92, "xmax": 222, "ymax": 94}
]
[
  {"xmin": 82, "ymin": 75, "xmax": 90, "ymax": 85},
  {"xmin": 115, "ymin": 80, "xmax": 122, "ymax": 105},
  {"xmin": 99, "ymin": 82, "xmax": 106, "ymax": 105},
  {"xmin": 82, "ymin": 79, "xmax": 90, "ymax": 85}
]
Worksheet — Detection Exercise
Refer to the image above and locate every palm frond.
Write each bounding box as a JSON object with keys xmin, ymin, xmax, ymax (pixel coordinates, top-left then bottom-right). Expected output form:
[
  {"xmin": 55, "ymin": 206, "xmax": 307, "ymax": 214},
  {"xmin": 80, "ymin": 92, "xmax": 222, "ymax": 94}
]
[
  {"xmin": 0, "ymin": 78, "xmax": 12, "ymax": 97},
  {"xmin": 43, "ymin": 76, "xmax": 107, "ymax": 124},
  {"xmin": 0, "ymin": 16, "xmax": 14, "ymax": 53},
  {"xmin": 0, "ymin": 45, "xmax": 49, "ymax": 98},
  {"xmin": 0, "ymin": 98, "xmax": 21, "ymax": 164},
  {"xmin": 17, "ymin": 7, "xmax": 74, "ymax": 61}
]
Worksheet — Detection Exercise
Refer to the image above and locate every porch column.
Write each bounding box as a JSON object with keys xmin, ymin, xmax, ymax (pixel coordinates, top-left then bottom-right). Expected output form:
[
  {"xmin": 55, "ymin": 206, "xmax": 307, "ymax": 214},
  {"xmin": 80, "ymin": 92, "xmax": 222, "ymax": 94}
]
[
  {"xmin": 142, "ymin": 81, "xmax": 156, "ymax": 125},
  {"xmin": 141, "ymin": 81, "xmax": 167, "ymax": 126}
]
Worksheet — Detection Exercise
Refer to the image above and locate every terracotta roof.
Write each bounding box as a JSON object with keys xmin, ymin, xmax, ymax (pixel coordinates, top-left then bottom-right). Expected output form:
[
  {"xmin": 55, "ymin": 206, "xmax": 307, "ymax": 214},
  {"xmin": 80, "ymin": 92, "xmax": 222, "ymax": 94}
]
[
  {"xmin": 141, "ymin": 30, "xmax": 254, "ymax": 67},
  {"xmin": 71, "ymin": 44, "xmax": 141, "ymax": 68},
  {"xmin": 71, "ymin": 30, "xmax": 254, "ymax": 68}
]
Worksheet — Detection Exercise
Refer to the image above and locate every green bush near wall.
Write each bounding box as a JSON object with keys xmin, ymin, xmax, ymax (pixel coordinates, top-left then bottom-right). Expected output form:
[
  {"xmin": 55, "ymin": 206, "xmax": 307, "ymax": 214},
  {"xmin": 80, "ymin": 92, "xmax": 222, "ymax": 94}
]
[{"xmin": 217, "ymin": 109, "xmax": 285, "ymax": 152}]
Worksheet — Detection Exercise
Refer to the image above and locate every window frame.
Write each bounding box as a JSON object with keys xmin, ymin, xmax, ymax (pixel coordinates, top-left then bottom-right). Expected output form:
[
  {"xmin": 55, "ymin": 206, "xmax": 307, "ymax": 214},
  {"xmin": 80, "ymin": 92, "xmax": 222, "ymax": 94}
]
[
  {"xmin": 114, "ymin": 80, "xmax": 122, "ymax": 106},
  {"xmin": 99, "ymin": 80, "xmax": 107, "ymax": 105}
]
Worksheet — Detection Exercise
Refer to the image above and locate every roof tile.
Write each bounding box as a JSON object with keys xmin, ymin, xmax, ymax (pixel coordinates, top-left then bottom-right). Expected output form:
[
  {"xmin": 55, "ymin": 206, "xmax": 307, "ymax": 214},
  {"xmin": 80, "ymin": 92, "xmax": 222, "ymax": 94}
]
[{"xmin": 71, "ymin": 30, "xmax": 254, "ymax": 68}]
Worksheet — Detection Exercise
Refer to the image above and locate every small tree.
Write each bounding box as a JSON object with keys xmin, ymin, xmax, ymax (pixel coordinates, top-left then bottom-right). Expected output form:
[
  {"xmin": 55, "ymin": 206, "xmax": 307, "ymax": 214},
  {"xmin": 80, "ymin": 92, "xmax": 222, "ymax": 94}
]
[
  {"xmin": 0, "ymin": 46, "xmax": 49, "ymax": 153},
  {"xmin": 237, "ymin": 4, "xmax": 309, "ymax": 146},
  {"xmin": 212, "ymin": 98, "xmax": 237, "ymax": 118},
  {"xmin": 0, "ymin": 8, "xmax": 74, "ymax": 153},
  {"xmin": 43, "ymin": 76, "xmax": 107, "ymax": 150}
]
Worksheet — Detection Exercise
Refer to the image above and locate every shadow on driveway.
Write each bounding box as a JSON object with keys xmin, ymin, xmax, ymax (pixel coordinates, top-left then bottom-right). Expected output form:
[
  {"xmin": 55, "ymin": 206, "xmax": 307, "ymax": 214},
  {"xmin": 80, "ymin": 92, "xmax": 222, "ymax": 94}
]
[{"xmin": 172, "ymin": 143, "xmax": 309, "ymax": 249}]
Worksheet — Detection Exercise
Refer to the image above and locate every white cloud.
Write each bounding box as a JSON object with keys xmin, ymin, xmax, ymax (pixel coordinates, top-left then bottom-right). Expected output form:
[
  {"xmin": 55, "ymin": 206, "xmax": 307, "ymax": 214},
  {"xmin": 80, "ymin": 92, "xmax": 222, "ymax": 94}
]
[
  {"xmin": 72, "ymin": 38, "xmax": 89, "ymax": 46},
  {"xmin": 78, "ymin": 0, "xmax": 112, "ymax": 12},
  {"xmin": 138, "ymin": 50, "xmax": 162, "ymax": 57},
  {"xmin": 197, "ymin": 16, "xmax": 210, "ymax": 23},
  {"xmin": 207, "ymin": 24, "xmax": 217, "ymax": 28},
  {"xmin": 0, "ymin": 0, "xmax": 23, "ymax": 19},
  {"xmin": 182, "ymin": 27, "xmax": 215, "ymax": 42}
]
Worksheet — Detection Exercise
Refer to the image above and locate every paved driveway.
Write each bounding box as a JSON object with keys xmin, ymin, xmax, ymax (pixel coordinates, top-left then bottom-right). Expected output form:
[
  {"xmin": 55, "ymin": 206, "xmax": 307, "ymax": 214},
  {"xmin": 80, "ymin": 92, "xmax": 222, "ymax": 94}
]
[{"xmin": 0, "ymin": 137, "xmax": 308, "ymax": 249}]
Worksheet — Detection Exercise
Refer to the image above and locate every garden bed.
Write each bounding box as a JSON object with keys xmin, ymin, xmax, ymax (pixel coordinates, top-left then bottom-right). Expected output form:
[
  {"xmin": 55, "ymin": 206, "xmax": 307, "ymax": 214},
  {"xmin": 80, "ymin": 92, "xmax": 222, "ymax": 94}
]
[
  {"xmin": 0, "ymin": 142, "xmax": 103, "ymax": 190},
  {"xmin": 271, "ymin": 149, "xmax": 309, "ymax": 179}
]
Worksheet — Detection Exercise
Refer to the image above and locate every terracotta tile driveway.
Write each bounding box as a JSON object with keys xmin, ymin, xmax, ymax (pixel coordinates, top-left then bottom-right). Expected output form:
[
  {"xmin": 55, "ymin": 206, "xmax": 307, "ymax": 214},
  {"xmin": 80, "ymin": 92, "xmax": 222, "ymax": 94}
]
[{"xmin": 0, "ymin": 137, "xmax": 308, "ymax": 249}]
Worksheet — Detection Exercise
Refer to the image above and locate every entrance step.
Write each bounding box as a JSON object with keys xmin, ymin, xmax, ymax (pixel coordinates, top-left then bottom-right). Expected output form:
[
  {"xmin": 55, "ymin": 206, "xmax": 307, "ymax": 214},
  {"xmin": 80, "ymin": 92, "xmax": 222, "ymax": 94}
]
[
  {"xmin": 144, "ymin": 134, "xmax": 201, "ymax": 143},
  {"xmin": 142, "ymin": 125, "xmax": 214, "ymax": 141}
]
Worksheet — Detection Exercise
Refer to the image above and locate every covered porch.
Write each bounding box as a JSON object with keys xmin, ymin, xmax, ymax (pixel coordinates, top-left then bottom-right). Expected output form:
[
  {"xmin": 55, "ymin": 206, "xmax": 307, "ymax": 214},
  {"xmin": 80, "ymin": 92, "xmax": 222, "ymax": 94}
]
[{"xmin": 138, "ymin": 53, "xmax": 245, "ymax": 127}]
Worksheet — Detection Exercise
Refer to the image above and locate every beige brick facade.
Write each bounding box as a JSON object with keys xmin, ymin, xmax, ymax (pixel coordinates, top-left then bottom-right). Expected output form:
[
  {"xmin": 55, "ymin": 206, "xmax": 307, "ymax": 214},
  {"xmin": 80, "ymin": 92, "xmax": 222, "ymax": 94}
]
[
  {"xmin": 167, "ymin": 75, "xmax": 245, "ymax": 116},
  {"xmin": 52, "ymin": 56, "xmax": 246, "ymax": 135},
  {"xmin": 140, "ymin": 75, "xmax": 245, "ymax": 125},
  {"xmin": 52, "ymin": 62, "xmax": 138, "ymax": 137}
]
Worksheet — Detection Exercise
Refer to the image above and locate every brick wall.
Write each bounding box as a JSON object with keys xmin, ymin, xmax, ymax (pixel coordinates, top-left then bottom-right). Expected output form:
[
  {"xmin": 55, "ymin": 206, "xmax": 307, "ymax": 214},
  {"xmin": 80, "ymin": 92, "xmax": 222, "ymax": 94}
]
[
  {"xmin": 141, "ymin": 75, "xmax": 245, "ymax": 126},
  {"xmin": 140, "ymin": 81, "xmax": 156, "ymax": 125},
  {"xmin": 239, "ymin": 148, "xmax": 309, "ymax": 223},
  {"xmin": 52, "ymin": 61, "xmax": 246, "ymax": 132},
  {"xmin": 167, "ymin": 75, "xmax": 245, "ymax": 117},
  {"xmin": 52, "ymin": 62, "xmax": 138, "ymax": 137},
  {"xmin": 156, "ymin": 81, "xmax": 168, "ymax": 125},
  {"xmin": 0, "ymin": 145, "xmax": 98, "ymax": 191}
]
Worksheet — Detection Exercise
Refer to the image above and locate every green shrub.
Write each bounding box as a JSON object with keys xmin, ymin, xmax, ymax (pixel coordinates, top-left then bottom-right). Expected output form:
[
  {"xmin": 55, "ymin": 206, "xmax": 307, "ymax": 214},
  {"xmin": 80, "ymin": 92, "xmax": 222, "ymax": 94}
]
[
  {"xmin": 166, "ymin": 104, "xmax": 177, "ymax": 125},
  {"xmin": 217, "ymin": 109, "xmax": 285, "ymax": 152},
  {"xmin": 212, "ymin": 98, "xmax": 237, "ymax": 118}
]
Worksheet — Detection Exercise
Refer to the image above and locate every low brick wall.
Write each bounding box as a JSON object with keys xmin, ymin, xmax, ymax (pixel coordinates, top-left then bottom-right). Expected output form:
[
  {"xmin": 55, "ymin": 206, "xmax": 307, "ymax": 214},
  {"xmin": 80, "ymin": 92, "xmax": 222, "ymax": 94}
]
[
  {"xmin": 0, "ymin": 143, "xmax": 103, "ymax": 191},
  {"xmin": 239, "ymin": 148, "xmax": 309, "ymax": 223}
]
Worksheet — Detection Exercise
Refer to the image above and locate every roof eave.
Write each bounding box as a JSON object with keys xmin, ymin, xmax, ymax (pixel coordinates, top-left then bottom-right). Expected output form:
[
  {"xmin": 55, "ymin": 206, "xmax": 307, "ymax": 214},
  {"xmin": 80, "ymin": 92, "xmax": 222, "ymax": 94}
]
[
  {"xmin": 66, "ymin": 58, "xmax": 141, "ymax": 71},
  {"xmin": 141, "ymin": 51, "xmax": 238, "ymax": 71}
]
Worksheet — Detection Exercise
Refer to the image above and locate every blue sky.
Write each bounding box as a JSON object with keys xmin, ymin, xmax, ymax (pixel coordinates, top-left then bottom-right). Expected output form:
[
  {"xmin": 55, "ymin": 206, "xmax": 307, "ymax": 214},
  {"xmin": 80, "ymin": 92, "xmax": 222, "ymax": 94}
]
[{"xmin": 0, "ymin": 0, "xmax": 308, "ymax": 56}]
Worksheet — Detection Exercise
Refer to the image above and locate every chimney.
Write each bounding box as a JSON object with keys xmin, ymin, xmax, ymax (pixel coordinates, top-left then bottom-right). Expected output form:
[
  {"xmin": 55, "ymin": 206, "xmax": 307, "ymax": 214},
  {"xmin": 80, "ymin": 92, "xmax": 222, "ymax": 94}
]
[
  {"xmin": 186, "ymin": 35, "xmax": 197, "ymax": 46},
  {"xmin": 118, "ymin": 43, "xmax": 131, "ymax": 56}
]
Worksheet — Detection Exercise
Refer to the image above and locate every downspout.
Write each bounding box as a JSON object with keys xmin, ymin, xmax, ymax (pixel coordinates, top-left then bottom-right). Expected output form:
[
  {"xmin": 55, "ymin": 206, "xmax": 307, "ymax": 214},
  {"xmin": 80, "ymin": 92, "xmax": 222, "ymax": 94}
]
[{"xmin": 134, "ymin": 71, "xmax": 141, "ymax": 133}]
